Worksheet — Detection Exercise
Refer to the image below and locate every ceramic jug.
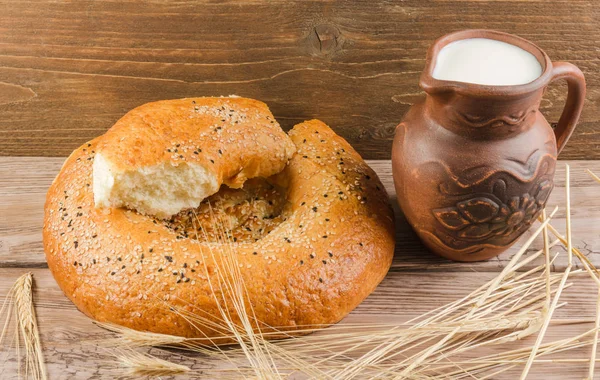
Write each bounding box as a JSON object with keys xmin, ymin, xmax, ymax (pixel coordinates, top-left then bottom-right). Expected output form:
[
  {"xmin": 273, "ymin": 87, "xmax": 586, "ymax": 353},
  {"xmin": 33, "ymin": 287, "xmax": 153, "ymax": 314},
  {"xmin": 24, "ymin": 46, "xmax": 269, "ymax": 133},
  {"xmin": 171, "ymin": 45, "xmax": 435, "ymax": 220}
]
[{"xmin": 392, "ymin": 30, "xmax": 586, "ymax": 262}]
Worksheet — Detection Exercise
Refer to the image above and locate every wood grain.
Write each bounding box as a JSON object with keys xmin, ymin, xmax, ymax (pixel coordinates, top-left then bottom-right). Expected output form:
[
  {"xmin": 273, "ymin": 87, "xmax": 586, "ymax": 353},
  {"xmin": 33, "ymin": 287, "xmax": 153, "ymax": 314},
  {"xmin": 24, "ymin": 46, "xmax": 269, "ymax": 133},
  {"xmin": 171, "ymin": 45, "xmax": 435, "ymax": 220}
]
[
  {"xmin": 0, "ymin": 0, "xmax": 599, "ymax": 159},
  {"xmin": 0, "ymin": 268, "xmax": 597, "ymax": 379},
  {"xmin": 2, "ymin": 157, "xmax": 599, "ymax": 273}
]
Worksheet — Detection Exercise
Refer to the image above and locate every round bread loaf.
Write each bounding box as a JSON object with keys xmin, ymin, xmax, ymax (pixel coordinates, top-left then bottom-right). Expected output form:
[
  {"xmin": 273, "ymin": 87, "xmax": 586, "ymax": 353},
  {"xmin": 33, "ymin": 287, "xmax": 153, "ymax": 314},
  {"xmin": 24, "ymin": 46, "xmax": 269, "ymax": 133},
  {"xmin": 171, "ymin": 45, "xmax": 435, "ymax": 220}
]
[{"xmin": 43, "ymin": 98, "xmax": 395, "ymax": 343}]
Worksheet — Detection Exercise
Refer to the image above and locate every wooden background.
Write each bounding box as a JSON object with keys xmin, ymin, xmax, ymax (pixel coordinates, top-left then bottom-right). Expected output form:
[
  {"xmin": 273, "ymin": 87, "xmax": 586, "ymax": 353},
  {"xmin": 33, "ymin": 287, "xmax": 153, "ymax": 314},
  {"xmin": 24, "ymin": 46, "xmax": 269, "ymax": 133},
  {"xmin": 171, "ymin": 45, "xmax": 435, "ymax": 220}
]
[{"xmin": 0, "ymin": 0, "xmax": 599, "ymax": 159}]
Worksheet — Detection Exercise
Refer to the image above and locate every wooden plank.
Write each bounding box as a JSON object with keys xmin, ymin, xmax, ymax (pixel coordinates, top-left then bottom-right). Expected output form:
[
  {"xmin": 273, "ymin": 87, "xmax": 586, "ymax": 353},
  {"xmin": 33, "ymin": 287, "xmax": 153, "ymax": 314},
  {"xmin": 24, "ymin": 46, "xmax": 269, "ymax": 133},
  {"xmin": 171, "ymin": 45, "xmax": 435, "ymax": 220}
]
[
  {"xmin": 1, "ymin": 157, "xmax": 600, "ymax": 272},
  {"xmin": 0, "ymin": 268, "xmax": 598, "ymax": 379},
  {"xmin": 0, "ymin": 0, "xmax": 599, "ymax": 159}
]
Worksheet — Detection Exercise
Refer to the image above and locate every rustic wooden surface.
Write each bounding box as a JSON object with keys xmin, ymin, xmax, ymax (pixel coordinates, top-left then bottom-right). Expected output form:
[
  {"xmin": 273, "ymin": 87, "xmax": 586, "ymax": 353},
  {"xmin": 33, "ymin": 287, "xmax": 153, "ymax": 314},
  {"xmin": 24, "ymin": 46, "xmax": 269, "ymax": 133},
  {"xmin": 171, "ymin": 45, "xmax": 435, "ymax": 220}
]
[
  {"xmin": 1, "ymin": 158, "xmax": 600, "ymax": 379},
  {"xmin": 0, "ymin": 0, "xmax": 599, "ymax": 159}
]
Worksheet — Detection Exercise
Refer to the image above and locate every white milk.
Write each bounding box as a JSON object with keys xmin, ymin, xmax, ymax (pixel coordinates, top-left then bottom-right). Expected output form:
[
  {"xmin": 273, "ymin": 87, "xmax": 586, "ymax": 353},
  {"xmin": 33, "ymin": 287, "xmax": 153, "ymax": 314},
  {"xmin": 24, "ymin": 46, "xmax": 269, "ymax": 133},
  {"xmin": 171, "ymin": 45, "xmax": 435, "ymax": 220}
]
[{"xmin": 432, "ymin": 38, "xmax": 542, "ymax": 86}]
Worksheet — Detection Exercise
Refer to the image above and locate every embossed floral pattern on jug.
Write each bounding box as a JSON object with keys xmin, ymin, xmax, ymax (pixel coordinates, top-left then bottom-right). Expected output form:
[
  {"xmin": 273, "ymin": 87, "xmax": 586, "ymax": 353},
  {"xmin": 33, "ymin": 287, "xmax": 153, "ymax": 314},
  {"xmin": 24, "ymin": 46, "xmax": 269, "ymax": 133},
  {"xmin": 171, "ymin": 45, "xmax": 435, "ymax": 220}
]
[{"xmin": 392, "ymin": 30, "xmax": 586, "ymax": 261}]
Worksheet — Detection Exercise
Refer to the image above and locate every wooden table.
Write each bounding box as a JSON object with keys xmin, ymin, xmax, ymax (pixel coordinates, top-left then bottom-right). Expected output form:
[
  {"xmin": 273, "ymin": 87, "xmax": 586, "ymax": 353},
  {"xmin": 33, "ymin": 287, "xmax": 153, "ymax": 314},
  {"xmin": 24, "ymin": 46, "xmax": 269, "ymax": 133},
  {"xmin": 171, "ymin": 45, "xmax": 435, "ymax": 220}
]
[{"xmin": 1, "ymin": 158, "xmax": 600, "ymax": 379}]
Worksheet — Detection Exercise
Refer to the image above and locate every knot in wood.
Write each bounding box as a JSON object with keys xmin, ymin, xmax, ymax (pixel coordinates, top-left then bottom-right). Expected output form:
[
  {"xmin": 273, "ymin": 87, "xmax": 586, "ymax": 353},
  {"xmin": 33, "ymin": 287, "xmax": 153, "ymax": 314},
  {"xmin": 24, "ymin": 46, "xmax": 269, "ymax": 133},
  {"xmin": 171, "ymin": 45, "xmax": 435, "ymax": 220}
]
[{"xmin": 307, "ymin": 24, "xmax": 343, "ymax": 57}]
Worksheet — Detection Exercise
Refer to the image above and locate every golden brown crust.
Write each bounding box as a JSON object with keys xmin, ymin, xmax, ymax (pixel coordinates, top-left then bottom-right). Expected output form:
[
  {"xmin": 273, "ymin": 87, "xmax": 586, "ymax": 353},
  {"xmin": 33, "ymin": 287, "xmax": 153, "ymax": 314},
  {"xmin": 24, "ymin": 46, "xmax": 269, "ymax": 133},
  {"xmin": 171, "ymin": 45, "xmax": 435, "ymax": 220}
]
[
  {"xmin": 43, "ymin": 118, "xmax": 395, "ymax": 342},
  {"xmin": 96, "ymin": 97, "xmax": 296, "ymax": 188}
]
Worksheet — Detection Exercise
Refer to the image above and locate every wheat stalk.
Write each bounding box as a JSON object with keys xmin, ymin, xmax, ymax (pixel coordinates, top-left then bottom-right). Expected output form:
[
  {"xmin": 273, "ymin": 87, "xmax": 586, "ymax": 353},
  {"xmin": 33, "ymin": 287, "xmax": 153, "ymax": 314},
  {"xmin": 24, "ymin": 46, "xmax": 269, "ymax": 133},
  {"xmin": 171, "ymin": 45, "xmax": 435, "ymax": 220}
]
[
  {"xmin": 1, "ymin": 273, "xmax": 46, "ymax": 380},
  {"xmin": 114, "ymin": 348, "xmax": 190, "ymax": 375}
]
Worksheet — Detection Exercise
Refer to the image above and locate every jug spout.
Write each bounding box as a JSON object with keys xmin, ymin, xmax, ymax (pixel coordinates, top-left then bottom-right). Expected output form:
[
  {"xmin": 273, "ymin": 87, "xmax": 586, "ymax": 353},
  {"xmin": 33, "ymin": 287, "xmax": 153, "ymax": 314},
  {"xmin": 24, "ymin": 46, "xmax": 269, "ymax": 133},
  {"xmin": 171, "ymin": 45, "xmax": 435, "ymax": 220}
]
[{"xmin": 419, "ymin": 29, "xmax": 555, "ymax": 140}]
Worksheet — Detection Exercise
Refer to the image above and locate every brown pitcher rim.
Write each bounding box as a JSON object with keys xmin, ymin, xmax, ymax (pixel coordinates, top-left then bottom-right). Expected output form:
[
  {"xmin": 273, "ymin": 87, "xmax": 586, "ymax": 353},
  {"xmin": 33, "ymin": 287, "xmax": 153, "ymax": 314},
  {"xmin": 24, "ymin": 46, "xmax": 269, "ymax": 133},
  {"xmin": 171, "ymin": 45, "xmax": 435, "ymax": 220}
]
[{"xmin": 420, "ymin": 29, "xmax": 554, "ymax": 98}]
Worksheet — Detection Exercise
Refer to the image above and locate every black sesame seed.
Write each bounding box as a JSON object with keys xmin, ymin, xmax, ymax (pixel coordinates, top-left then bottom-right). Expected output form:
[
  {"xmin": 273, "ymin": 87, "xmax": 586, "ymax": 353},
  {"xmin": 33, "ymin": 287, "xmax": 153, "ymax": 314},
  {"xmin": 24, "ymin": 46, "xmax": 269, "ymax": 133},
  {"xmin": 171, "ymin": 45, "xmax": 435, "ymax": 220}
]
[
  {"xmin": 93, "ymin": 259, "xmax": 97, "ymax": 264},
  {"xmin": 149, "ymin": 248, "xmax": 153, "ymax": 253},
  {"xmin": 176, "ymin": 279, "xmax": 181, "ymax": 283},
  {"xmin": 183, "ymin": 263, "xmax": 187, "ymax": 268},
  {"xmin": 328, "ymin": 252, "xmax": 333, "ymax": 257},
  {"xmin": 359, "ymin": 242, "xmax": 364, "ymax": 247},
  {"xmin": 111, "ymin": 272, "xmax": 115, "ymax": 276},
  {"xmin": 312, "ymin": 207, "xmax": 318, "ymax": 212},
  {"xmin": 322, "ymin": 260, "xmax": 327, "ymax": 264},
  {"xmin": 121, "ymin": 265, "xmax": 126, "ymax": 269},
  {"xmin": 310, "ymin": 254, "xmax": 315, "ymax": 259},
  {"xmin": 301, "ymin": 202, "xmax": 306, "ymax": 206},
  {"xmin": 73, "ymin": 261, "xmax": 77, "ymax": 266},
  {"xmin": 322, "ymin": 235, "xmax": 327, "ymax": 238},
  {"xmin": 218, "ymin": 149, "xmax": 222, "ymax": 155},
  {"xmin": 74, "ymin": 241, "xmax": 79, "ymax": 248},
  {"xmin": 300, "ymin": 260, "xmax": 304, "ymax": 265},
  {"xmin": 210, "ymin": 159, "xmax": 215, "ymax": 164},
  {"xmin": 107, "ymin": 257, "xmax": 111, "ymax": 262},
  {"xmin": 253, "ymin": 251, "xmax": 258, "ymax": 255},
  {"xmin": 158, "ymin": 268, "xmax": 163, "ymax": 272},
  {"xmin": 165, "ymin": 256, "xmax": 173, "ymax": 262},
  {"xmin": 184, "ymin": 278, "xmax": 190, "ymax": 283},
  {"xmin": 319, "ymin": 278, "xmax": 323, "ymax": 283}
]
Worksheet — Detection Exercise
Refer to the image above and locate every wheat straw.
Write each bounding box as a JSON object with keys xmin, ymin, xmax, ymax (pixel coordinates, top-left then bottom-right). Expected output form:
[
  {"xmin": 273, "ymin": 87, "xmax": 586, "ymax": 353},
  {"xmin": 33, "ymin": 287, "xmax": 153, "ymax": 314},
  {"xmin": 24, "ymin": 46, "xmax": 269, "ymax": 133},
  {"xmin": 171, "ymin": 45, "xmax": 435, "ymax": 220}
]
[
  {"xmin": 115, "ymin": 348, "xmax": 190, "ymax": 375},
  {"xmin": 1, "ymin": 273, "xmax": 46, "ymax": 380}
]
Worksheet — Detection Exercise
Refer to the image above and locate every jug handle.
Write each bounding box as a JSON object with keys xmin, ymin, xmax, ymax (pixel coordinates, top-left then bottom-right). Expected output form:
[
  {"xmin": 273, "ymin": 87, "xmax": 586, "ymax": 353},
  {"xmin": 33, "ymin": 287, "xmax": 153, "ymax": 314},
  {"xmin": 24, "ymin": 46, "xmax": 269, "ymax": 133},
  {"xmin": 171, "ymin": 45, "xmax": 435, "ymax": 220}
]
[{"xmin": 549, "ymin": 62, "xmax": 586, "ymax": 154}]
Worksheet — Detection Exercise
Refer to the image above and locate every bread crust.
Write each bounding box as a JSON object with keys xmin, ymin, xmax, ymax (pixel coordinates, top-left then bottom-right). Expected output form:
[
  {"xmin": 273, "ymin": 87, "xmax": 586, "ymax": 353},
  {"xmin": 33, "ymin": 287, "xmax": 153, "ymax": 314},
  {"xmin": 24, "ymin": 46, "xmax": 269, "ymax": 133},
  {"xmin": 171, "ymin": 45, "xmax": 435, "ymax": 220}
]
[
  {"xmin": 43, "ymin": 111, "xmax": 395, "ymax": 342},
  {"xmin": 93, "ymin": 97, "xmax": 296, "ymax": 217}
]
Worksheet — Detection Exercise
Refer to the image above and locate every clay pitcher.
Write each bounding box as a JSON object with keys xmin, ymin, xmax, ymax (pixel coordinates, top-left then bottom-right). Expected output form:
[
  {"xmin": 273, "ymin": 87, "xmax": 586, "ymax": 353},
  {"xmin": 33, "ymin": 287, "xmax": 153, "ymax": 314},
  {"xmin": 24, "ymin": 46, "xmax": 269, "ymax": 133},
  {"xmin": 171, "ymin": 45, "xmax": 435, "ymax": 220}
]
[{"xmin": 392, "ymin": 30, "xmax": 586, "ymax": 262}]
